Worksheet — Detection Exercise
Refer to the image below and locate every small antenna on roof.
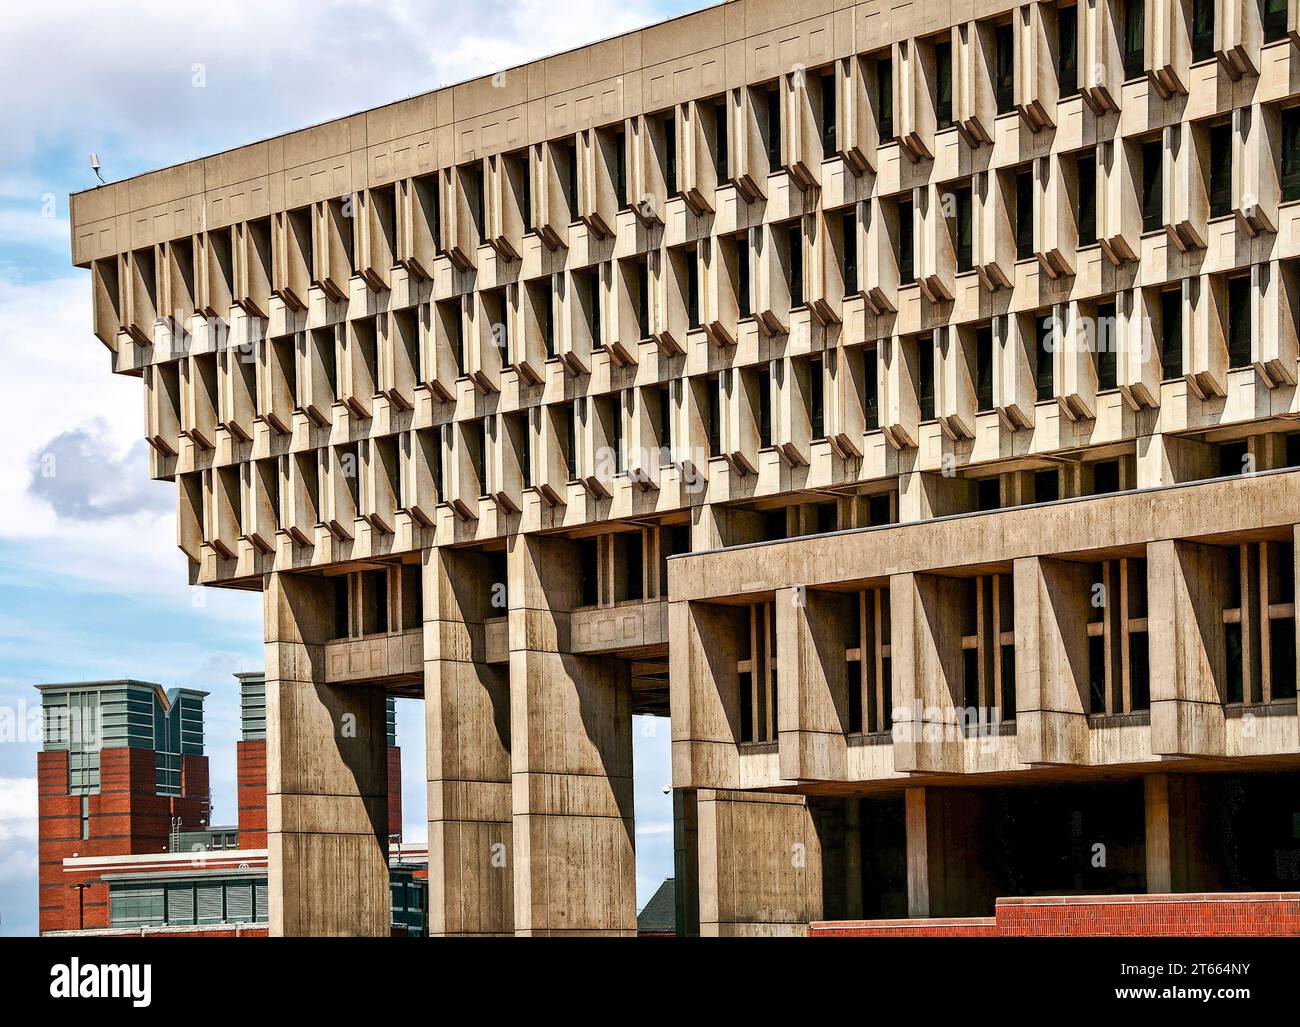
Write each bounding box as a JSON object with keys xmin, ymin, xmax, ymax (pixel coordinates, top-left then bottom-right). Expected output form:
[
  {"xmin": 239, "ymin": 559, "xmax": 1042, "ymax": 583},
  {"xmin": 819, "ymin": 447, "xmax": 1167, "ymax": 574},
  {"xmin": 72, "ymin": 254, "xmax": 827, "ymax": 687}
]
[{"xmin": 90, "ymin": 153, "xmax": 106, "ymax": 186}]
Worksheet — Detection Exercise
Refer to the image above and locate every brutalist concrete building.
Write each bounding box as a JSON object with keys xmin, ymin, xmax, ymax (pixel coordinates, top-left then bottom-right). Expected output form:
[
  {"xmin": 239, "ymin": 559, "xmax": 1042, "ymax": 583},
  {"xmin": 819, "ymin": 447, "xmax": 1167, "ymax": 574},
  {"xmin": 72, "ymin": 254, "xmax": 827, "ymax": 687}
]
[{"xmin": 68, "ymin": 0, "xmax": 1300, "ymax": 936}]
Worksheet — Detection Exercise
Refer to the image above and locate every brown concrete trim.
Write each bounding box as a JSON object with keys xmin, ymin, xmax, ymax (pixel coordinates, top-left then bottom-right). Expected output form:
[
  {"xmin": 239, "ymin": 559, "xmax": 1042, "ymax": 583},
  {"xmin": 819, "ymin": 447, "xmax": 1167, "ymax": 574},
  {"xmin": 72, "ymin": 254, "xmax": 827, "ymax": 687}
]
[{"xmin": 670, "ymin": 468, "xmax": 1300, "ymax": 601}]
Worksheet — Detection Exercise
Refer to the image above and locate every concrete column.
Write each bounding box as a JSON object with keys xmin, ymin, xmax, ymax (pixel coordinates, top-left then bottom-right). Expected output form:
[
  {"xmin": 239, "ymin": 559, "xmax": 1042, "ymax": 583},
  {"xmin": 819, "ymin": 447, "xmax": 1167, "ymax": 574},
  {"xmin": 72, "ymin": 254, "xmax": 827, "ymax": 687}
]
[
  {"xmin": 904, "ymin": 786, "xmax": 995, "ymax": 917},
  {"xmin": 776, "ymin": 586, "xmax": 853, "ymax": 782},
  {"xmin": 891, "ymin": 572, "xmax": 965, "ymax": 774},
  {"xmin": 507, "ymin": 533, "xmax": 636, "ymax": 936},
  {"xmin": 673, "ymin": 788, "xmax": 699, "ymax": 937},
  {"xmin": 696, "ymin": 789, "xmax": 822, "ymax": 935},
  {"xmin": 264, "ymin": 571, "xmax": 389, "ymax": 936},
  {"xmin": 423, "ymin": 547, "xmax": 513, "ymax": 935},
  {"xmin": 669, "ymin": 598, "xmax": 745, "ymax": 791},
  {"xmin": 1014, "ymin": 556, "xmax": 1091, "ymax": 765},
  {"xmin": 1144, "ymin": 773, "xmax": 1210, "ymax": 893},
  {"xmin": 1147, "ymin": 539, "xmax": 1228, "ymax": 756}
]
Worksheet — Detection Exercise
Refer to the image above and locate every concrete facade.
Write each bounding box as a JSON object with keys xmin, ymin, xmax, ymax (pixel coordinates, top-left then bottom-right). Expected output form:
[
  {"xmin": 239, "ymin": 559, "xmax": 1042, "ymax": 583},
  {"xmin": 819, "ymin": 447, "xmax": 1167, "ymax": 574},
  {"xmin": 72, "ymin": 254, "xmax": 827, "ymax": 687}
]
[{"xmin": 69, "ymin": 0, "xmax": 1300, "ymax": 935}]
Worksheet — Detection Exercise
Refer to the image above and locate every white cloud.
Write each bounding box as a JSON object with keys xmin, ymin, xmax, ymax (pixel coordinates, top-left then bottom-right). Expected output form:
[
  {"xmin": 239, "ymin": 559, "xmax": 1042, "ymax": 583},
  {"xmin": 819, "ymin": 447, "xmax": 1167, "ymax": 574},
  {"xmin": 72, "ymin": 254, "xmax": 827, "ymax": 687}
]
[
  {"xmin": 0, "ymin": 777, "xmax": 37, "ymax": 844},
  {"xmin": 0, "ymin": 0, "xmax": 685, "ymax": 181}
]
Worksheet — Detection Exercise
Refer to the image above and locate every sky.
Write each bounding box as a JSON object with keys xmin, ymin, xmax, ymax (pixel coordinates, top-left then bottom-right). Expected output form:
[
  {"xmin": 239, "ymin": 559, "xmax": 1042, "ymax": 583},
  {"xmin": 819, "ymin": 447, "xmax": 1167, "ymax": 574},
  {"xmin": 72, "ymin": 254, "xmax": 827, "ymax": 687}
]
[{"xmin": 0, "ymin": 0, "xmax": 702, "ymax": 937}]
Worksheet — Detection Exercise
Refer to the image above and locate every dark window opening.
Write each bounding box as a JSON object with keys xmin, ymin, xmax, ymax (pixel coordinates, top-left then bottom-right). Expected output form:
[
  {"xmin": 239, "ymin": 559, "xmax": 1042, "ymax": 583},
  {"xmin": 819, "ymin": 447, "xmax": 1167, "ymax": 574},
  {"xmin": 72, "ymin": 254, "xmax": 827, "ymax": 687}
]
[
  {"xmin": 975, "ymin": 325, "xmax": 994, "ymax": 411},
  {"xmin": 810, "ymin": 359, "xmax": 825, "ymax": 440},
  {"xmin": 954, "ymin": 185, "xmax": 973, "ymax": 272},
  {"xmin": 1058, "ymin": 5, "xmax": 1079, "ymax": 95},
  {"xmin": 1265, "ymin": 0, "xmax": 1289, "ymax": 43},
  {"xmin": 1141, "ymin": 139, "xmax": 1163, "ymax": 233},
  {"xmin": 897, "ymin": 198, "xmax": 915, "ymax": 284},
  {"xmin": 1208, "ymin": 121, "xmax": 1233, "ymax": 218},
  {"xmin": 1034, "ymin": 468, "xmax": 1059, "ymax": 502},
  {"xmin": 1092, "ymin": 459, "xmax": 1120, "ymax": 495},
  {"xmin": 1095, "ymin": 301, "xmax": 1118, "ymax": 391},
  {"xmin": 758, "ymin": 368, "xmax": 773, "ymax": 448},
  {"xmin": 864, "ymin": 348, "xmax": 880, "ymax": 429},
  {"xmin": 842, "ymin": 210, "xmax": 859, "ymax": 293},
  {"xmin": 820, "ymin": 70, "xmax": 837, "ymax": 152},
  {"xmin": 1227, "ymin": 275, "xmax": 1252, "ymax": 368},
  {"xmin": 786, "ymin": 222, "xmax": 804, "ymax": 307},
  {"xmin": 1160, "ymin": 288, "xmax": 1183, "ymax": 380},
  {"xmin": 1283, "ymin": 108, "xmax": 1300, "ymax": 203},
  {"xmin": 917, "ymin": 337, "xmax": 935, "ymax": 421},
  {"xmin": 876, "ymin": 58, "xmax": 894, "ymax": 139},
  {"xmin": 1122, "ymin": 0, "xmax": 1146, "ymax": 80},
  {"xmin": 1191, "ymin": 0, "xmax": 1215, "ymax": 62},
  {"xmin": 1077, "ymin": 151, "xmax": 1097, "ymax": 246},
  {"xmin": 935, "ymin": 40, "xmax": 953, "ymax": 130},
  {"xmin": 977, "ymin": 477, "xmax": 1001, "ymax": 511},
  {"xmin": 995, "ymin": 24, "xmax": 1015, "ymax": 115},
  {"xmin": 764, "ymin": 83, "xmax": 782, "ymax": 169},
  {"xmin": 1036, "ymin": 314, "xmax": 1055, "ymax": 401},
  {"xmin": 1015, "ymin": 167, "xmax": 1035, "ymax": 259}
]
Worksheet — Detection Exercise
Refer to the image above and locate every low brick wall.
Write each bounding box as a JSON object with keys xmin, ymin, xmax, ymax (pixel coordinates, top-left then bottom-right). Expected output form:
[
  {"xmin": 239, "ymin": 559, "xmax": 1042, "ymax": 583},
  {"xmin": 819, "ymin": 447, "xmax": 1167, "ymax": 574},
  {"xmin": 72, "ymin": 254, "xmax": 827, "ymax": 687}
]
[
  {"xmin": 809, "ymin": 893, "xmax": 1300, "ymax": 937},
  {"xmin": 811, "ymin": 917, "xmax": 997, "ymax": 937}
]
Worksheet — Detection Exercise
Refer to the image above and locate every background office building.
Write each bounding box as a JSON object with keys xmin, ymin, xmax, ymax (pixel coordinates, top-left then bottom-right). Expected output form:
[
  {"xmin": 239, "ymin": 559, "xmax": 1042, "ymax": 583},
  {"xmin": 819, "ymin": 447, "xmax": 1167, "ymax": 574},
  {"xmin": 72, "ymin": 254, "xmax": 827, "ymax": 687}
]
[
  {"xmin": 37, "ymin": 675, "xmax": 420, "ymax": 936},
  {"xmin": 66, "ymin": 0, "xmax": 1300, "ymax": 935}
]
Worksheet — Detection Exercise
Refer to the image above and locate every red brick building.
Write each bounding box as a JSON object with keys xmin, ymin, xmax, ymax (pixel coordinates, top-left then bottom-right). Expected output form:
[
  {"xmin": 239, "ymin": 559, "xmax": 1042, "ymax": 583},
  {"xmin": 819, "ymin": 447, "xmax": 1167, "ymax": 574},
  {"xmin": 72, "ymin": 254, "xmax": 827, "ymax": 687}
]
[{"xmin": 37, "ymin": 675, "xmax": 417, "ymax": 936}]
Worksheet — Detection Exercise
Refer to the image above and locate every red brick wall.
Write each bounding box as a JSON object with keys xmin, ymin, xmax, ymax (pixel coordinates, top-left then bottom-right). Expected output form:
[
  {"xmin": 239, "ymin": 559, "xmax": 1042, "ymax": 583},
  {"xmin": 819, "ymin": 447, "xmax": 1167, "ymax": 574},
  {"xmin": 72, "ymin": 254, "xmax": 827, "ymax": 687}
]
[
  {"xmin": 236, "ymin": 739, "xmax": 267, "ymax": 849},
  {"xmin": 809, "ymin": 893, "xmax": 1300, "ymax": 937},
  {"xmin": 38, "ymin": 746, "xmax": 210, "ymax": 934},
  {"xmin": 996, "ymin": 894, "xmax": 1300, "ymax": 937},
  {"xmin": 387, "ymin": 745, "xmax": 402, "ymax": 842},
  {"xmin": 811, "ymin": 917, "xmax": 998, "ymax": 937}
]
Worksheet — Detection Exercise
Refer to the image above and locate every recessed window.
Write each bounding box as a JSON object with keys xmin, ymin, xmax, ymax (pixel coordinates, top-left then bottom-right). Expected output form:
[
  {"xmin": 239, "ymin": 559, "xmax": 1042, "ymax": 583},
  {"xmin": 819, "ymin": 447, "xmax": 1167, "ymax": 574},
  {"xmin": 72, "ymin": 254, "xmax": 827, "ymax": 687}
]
[
  {"xmin": 1095, "ymin": 300, "xmax": 1118, "ymax": 391},
  {"xmin": 897, "ymin": 197, "xmax": 915, "ymax": 284},
  {"xmin": 819, "ymin": 69, "xmax": 837, "ymax": 152},
  {"xmin": 917, "ymin": 336, "xmax": 935, "ymax": 421},
  {"xmin": 1058, "ymin": 5, "xmax": 1079, "ymax": 95},
  {"xmin": 1282, "ymin": 107, "xmax": 1300, "ymax": 203},
  {"xmin": 1208, "ymin": 121, "xmax": 1233, "ymax": 218},
  {"xmin": 1265, "ymin": 0, "xmax": 1289, "ymax": 43},
  {"xmin": 876, "ymin": 57, "xmax": 894, "ymax": 139},
  {"xmin": 1191, "ymin": 0, "xmax": 1215, "ymax": 62},
  {"xmin": 1014, "ymin": 167, "xmax": 1034, "ymax": 259},
  {"xmin": 975, "ymin": 324, "xmax": 994, "ymax": 412},
  {"xmin": 953, "ymin": 184, "xmax": 973, "ymax": 272},
  {"xmin": 1076, "ymin": 150, "xmax": 1097, "ymax": 246},
  {"xmin": 1036, "ymin": 314, "xmax": 1055, "ymax": 401},
  {"xmin": 994, "ymin": 23, "xmax": 1015, "ymax": 114},
  {"xmin": 1227, "ymin": 275, "xmax": 1252, "ymax": 368},
  {"xmin": 935, "ymin": 40, "xmax": 953, "ymax": 130},
  {"xmin": 1140, "ymin": 139, "xmax": 1163, "ymax": 233},
  {"xmin": 1122, "ymin": 0, "xmax": 1145, "ymax": 80},
  {"xmin": 1160, "ymin": 288, "xmax": 1183, "ymax": 380}
]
